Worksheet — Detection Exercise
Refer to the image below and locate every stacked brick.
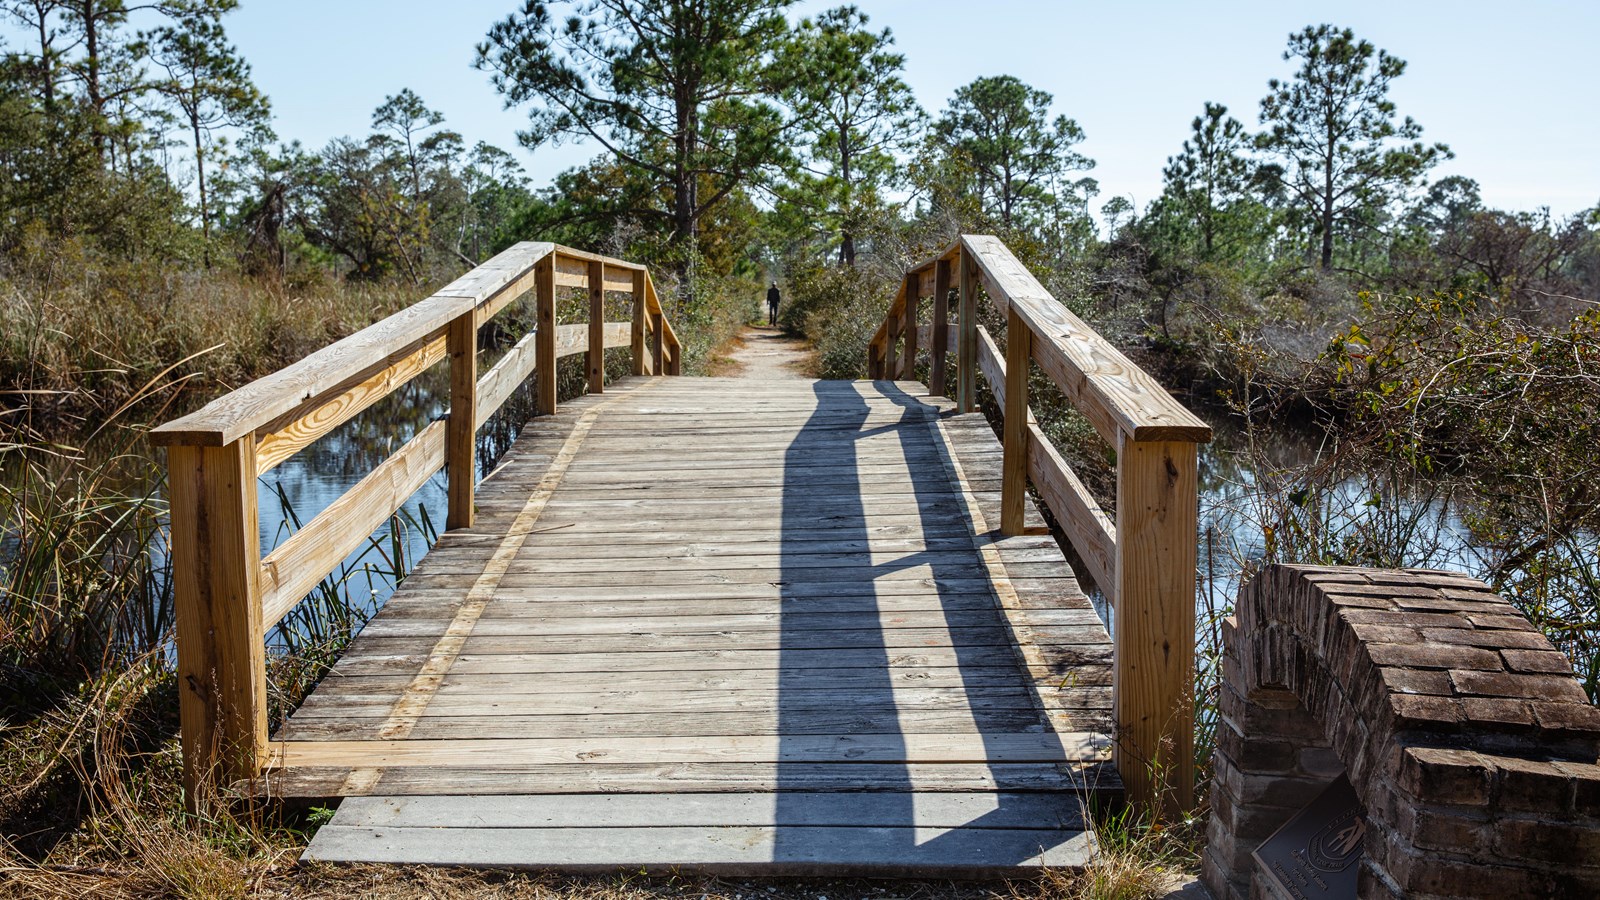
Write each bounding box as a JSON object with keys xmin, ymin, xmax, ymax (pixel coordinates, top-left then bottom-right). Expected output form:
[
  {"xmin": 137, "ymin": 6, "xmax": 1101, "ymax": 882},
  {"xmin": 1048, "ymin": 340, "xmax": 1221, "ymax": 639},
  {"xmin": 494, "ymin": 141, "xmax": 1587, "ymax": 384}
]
[{"xmin": 1203, "ymin": 564, "xmax": 1600, "ymax": 900}]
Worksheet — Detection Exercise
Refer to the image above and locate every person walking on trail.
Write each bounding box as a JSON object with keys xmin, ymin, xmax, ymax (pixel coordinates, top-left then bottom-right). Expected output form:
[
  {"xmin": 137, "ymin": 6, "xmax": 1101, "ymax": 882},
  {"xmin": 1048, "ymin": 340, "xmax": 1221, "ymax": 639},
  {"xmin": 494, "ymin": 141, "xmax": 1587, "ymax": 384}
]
[{"xmin": 766, "ymin": 281, "xmax": 781, "ymax": 326}]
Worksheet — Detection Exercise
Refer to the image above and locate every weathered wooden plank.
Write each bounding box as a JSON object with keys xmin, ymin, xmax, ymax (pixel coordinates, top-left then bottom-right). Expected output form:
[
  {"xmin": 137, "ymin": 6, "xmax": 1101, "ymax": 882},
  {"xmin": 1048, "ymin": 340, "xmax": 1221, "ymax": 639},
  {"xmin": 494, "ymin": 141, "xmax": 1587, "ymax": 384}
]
[
  {"xmin": 266, "ymin": 761, "xmax": 1104, "ymax": 798},
  {"xmin": 268, "ymin": 732, "xmax": 1108, "ymax": 768},
  {"xmin": 326, "ymin": 644, "xmax": 1056, "ymax": 677},
  {"xmin": 303, "ymin": 822, "xmax": 1093, "ymax": 874},
  {"xmin": 338, "ymin": 627, "xmax": 1109, "ymax": 657},
  {"xmin": 287, "ymin": 691, "xmax": 1049, "ymax": 720},
  {"xmin": 294, "ymin": 662, "xmax": 1100, "ymax": 698},
  {"xmin": 332, "ymin": 792, "xmax": 1083, "ymax": 829},
  {"xmin": 299, "ymin": 666, "xmax": 1100, "ymax": 699}
]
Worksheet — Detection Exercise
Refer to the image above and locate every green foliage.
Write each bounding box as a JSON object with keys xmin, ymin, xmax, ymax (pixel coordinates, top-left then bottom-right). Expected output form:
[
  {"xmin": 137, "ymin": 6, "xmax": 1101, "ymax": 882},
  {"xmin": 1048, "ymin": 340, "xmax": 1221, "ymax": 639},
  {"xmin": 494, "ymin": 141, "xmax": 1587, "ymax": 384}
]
[
  {"xmin": 778, "ymin": 261, "xmax": 891, "ymax": 378},
  {"xmin": 144, "ymin": 0, "xmax": 271, "ymax": 264},
  {"xmin": 477, "ymin": 0, "xmax": 793, "ymax": 276},
  {"xmin": 931, "ymin": 75, "xmax": 1096, "ymax": 234},
  {"xmin": 1158, "ymin": 103, "xmax": 1256, "ymax": 262},
  {"xmin": 1257, "ymin": 24, "xmax": 1451, "ymax": 270},
  {"xmin": 774, "ymin": 5, "xmax": 923, "ymax": 265},
  {"xmin": 1329, "ymin": 295, "xmax": 1600, "ymax": 697}
]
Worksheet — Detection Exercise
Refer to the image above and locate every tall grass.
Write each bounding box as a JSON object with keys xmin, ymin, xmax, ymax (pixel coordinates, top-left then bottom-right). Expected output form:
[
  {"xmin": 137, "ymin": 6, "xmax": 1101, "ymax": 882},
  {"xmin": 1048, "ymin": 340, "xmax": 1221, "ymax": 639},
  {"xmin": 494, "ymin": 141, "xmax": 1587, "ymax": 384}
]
[
  {"xmin": 0, "ymin": 234, "xmax": 428, "ymax": 434},
  {"xmin": 0, "ymin": 393, "xmax": 438, "ymax": 892}
]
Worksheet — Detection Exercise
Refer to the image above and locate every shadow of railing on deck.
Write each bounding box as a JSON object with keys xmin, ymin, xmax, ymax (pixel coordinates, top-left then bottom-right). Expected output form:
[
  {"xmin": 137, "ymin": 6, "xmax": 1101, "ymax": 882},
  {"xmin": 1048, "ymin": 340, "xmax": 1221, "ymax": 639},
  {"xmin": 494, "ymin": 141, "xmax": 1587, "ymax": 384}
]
[{"xmin": 772, "ymin": 380, "xmax": 1074, "ymax": 868}]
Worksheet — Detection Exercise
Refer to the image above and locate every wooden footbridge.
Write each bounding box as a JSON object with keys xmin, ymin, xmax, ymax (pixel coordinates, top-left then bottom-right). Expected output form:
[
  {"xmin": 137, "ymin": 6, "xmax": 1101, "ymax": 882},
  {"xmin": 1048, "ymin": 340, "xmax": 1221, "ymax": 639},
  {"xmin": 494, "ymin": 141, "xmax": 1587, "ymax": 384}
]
[{"xmin": 153, "ymin": 238, "xmax": 1210, "ymax": 876}]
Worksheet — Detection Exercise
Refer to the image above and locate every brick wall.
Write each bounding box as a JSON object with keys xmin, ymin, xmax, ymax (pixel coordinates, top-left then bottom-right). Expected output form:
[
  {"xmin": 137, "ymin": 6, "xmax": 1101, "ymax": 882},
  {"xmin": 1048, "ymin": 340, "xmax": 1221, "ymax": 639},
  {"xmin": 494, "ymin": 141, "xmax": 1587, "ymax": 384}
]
[{"xmin": 1203, "ymin": 564, "xmax": 1600, "ymax": 900}]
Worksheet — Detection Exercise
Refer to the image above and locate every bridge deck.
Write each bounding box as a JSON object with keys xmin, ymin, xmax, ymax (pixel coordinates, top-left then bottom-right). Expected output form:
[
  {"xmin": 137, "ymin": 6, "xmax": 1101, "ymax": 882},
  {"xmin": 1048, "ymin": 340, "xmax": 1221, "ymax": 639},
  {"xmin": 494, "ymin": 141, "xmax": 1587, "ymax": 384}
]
[{"xmin": 279, "ymin": 375, "xmax": 1117, "ymax": 875}]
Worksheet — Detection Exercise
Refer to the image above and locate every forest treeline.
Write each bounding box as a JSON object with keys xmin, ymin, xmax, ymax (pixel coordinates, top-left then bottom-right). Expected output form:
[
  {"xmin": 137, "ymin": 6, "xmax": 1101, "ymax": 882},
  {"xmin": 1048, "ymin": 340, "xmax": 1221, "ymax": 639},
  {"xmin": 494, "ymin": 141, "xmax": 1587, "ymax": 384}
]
[{"xmin": 3, "ymin": 3, "xmax": 1596, "ymax": 387}]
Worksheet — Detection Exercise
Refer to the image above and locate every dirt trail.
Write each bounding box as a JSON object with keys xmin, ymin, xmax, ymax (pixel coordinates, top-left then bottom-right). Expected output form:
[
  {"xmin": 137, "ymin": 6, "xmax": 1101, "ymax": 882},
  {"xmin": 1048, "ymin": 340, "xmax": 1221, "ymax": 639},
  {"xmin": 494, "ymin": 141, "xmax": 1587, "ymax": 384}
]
[{"xmin": 724, "ymin": 326, "xmax": 812, "ymax": 380}]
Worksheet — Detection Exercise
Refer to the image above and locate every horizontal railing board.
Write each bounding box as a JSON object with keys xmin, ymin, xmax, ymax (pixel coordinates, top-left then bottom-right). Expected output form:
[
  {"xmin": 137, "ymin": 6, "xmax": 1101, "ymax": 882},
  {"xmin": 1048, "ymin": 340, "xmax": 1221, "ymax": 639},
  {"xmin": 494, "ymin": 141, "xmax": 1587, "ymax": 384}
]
[
  {"xmin": 475, "ymin": 332, "xmax": 538, "ymax": 429},
  {"xmin": 960, "ymin": 235, "xmax": 1211, "ymax": 444},
  {"xmin": 152, "ymin": 242, "xmax": 653, "ymax": 447},
  {"xmin": 256, "ymin": 335, "xmax": 446, "ymax": 475},
  {"xmin": 260, "ymin": 418, "xmax": 446, "ymax": 630},
  {"xmin": 554, "ymin": 252, "xmax": 640, "ymax": 293},
  {"xmin": 1027, "ymin": 425, "xmax": 1116, "ymax": 600}
]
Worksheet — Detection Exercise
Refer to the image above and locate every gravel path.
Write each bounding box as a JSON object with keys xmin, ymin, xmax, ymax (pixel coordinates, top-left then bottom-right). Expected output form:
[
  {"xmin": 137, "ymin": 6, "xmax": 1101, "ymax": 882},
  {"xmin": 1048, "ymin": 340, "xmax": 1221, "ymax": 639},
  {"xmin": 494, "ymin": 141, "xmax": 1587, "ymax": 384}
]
[{"xmin": 726, "ymin": 325, "xmax": 812, "ymax": 380}]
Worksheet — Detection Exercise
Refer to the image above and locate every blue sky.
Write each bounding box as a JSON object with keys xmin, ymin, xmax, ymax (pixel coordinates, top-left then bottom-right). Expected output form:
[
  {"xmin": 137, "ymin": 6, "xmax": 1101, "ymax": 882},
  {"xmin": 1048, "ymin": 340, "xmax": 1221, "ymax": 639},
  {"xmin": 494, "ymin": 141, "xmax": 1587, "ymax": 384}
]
[{"xmin": 14, "ymin": 1, "xmax": 1600, "ymax": 218}]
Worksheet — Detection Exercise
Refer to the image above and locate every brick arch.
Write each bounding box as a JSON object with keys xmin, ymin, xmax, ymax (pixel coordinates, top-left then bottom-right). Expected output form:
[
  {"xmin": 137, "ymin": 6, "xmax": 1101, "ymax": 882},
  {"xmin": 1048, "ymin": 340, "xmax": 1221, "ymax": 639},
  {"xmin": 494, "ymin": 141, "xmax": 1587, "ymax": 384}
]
[{"xmin": 1203, "ymin": 564, "xmax": 1600, "ymax": 900}]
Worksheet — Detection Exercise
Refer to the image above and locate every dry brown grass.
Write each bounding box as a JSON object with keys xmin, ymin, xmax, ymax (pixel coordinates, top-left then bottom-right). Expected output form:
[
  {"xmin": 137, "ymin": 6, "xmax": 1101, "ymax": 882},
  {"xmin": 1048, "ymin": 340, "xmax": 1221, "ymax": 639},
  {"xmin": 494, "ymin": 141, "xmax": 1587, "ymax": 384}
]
[
  {"xmin": 0, "ymin": 615, "xmax": 1190, "ymax": 899},
  {"xmin": 0, "ymin": 235, "xmax": 429, "ymax": 434}
]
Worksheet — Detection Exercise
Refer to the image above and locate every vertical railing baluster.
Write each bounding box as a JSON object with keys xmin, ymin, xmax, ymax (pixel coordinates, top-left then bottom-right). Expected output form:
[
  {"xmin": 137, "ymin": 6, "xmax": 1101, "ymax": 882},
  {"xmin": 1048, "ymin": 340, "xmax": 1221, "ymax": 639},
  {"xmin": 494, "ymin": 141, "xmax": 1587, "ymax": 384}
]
[
  {"xmin": 631, "ymin": 269, "xmax": 648, "ymax": 376},
  {"xmin": 1001, "ymin": 308, "xmax": 1030, "ymax": 535},
  {"xmin": 901, "ymin": 272, "xmax": 919, "ymax": 381},
  {"xmin": 587, "ymin": 260, "xmax": 605, "ymax": 394},
  {"xmin": 884, "ymin": 313, "xmax": 900, "ymax": 382},
  {"xmin": 956, "ymin": 249, "xmax": 978, "ymax": 413},
  {"xmin": 535, "ymin": 255, "xmax": 558, "ymax": 415},
  {"xmin": 930, "ymin": 259, "xmax": 951, "ymax": 396},
  {"xmin": 446, "ymin": 311, "xmax": 477, "ymax": 530}
]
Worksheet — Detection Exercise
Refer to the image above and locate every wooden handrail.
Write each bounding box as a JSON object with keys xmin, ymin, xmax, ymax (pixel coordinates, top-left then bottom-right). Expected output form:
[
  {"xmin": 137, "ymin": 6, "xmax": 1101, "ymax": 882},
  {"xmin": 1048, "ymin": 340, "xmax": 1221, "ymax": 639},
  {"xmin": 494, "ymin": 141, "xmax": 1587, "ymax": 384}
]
[
  {"xmin": 868, "ymin": 234, "xmax": 1212, "ymax": 818},
  {"xmin": 158, "ymin": 243, "xmax": 681, "ymax": 805}
]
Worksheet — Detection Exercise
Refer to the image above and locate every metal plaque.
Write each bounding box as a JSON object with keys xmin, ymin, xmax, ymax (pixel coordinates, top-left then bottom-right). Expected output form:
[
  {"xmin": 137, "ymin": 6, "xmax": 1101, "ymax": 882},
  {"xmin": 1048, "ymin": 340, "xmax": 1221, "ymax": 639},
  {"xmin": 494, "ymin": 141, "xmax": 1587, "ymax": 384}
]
[{"xmin": 1252, "ymin": 775, "xmax": 1366, "ymax": 899}]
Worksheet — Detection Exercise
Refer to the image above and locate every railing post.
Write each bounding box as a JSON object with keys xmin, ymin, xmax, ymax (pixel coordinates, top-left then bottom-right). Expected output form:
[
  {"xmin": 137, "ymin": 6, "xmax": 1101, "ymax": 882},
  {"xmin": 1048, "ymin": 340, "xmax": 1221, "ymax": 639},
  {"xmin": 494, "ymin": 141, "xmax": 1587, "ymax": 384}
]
[
  {"xmin": 651, "ymin": 309, "xmax": 665, "ymax": 376},
  {"xmin": 884, "ymin": 315, "xmax": 900, "ymax": 382},
  {"xmin": 930, "ymin": 260, "xmax": 951, "ymax": 395},
  {"xmin": 535, "ymin": 256, "xmax": 557, "ymax": 415},
  {"xmin": 667, "ymin": 335, "xmax": 682, "ymax": 376},
  {"xmin": 956, "ymin": 249, "xmax": 978, "ymax": 412},
  {"xmin": 901, "ymin": 273, "xmax": 919, "ymax": 381},
  {"xmin": 446, "ymin": 311, "xmax": 477, "ymax": 530},
  {"xmin": 170, "ymin": 437, "xmax": 265, "ymax": 808},
  {"xmin": 868, "ymin": 339, "xmax": 883, "ymax": 379},
  {"xmin": 631, "ymin": 270, "xmax": 648, "ymax": 376},
  {"xmin": 587, "ymin": 260, "xmax": 606, "ymax": 393},
  {"xmin": 1114, "ymin": 438, "xmax": 1199, "ymax": 818},
  {"xmin": 1001, "ymin": 308, "xmax": 1031, "ymax": 535}
]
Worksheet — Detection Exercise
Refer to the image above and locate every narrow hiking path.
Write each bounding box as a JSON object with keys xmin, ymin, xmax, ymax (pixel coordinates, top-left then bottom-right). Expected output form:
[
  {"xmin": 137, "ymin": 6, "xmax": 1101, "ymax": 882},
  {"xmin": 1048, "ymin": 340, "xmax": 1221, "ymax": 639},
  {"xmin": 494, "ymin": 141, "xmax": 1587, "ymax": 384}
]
[{"xmin": 726, "ymin": 326, "xmax": 812, "ymax": 380}]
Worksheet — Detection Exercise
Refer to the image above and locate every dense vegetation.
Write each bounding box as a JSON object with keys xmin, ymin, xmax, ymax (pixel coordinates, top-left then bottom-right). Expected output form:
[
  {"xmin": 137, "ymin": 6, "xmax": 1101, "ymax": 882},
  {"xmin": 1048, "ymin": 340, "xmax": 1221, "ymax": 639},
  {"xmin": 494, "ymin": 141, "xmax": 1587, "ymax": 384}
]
[{"xmin": 1, "ymin": 1, "xmax": 1597, "ymax": 895}]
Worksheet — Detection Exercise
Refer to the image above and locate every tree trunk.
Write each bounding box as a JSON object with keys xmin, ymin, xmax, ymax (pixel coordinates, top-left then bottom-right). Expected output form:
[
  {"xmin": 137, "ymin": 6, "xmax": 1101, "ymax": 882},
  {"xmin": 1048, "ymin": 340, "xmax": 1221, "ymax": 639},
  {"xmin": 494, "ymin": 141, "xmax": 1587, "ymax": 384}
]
[
  {"xmin": 670, "ymin": 89, "xmax": 700, "ymax": 316},
  {"xmin": 1321, "ymin": 136, "xmax": 1335, "ymax": 270},
  {"xmin": 34, "ymin": 6, "xmax": 54, "ymax": 107},
  {"xmin": 838, "ymin": 131, "xmax": 855, "ymax": 266},
  {"xmin": 80, "ymin": 0, "xmax": 105, "ymax": 159},
  {"xmin": 193, "ymin": 113, "xmax": 210, "ymax": 267}
]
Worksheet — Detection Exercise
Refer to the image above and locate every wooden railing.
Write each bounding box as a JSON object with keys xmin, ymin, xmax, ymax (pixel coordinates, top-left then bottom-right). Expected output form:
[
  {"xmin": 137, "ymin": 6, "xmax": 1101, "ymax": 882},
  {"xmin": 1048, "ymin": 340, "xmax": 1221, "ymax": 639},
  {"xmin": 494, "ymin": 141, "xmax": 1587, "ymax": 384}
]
[
  {"xmin": 868, "ymin": 235, "xmax": 1212, "ymax": 815},
  {"xmin": 152, "ymin": 243, "xmax": 680, "ymax": 801}
]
